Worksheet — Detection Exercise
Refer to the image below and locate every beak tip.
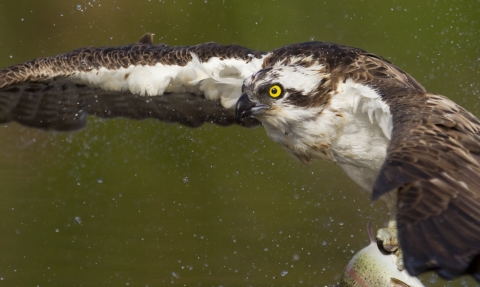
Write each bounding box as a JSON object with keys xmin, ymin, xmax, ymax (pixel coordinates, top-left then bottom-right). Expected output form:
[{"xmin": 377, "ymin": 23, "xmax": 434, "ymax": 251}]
[{"xmin": 235, "ymin": 93, "xmax": 255, "ymax": 120}]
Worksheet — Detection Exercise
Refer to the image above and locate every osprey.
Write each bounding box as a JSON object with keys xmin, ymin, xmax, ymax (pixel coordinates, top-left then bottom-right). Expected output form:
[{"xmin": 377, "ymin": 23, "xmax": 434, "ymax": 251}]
[{"xmin": 0, "ymin": 33, "xmax": 479, "ymax": 281}]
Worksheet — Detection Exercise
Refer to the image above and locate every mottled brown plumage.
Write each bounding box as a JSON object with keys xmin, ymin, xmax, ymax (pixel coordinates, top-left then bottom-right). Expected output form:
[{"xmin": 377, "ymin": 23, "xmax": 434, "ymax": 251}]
[
  {"xmin": 306, "ymin": 43, "xmax": 480, "ymax": 278},
  {"xmin": 373, "ymin": 91, "xmax": 480, "ymax": 279},
  {"xmin": 0, "ymin": 41, "xmax": 264, "ymax": 90},
  {"xmin": 262, "ymin": 42, "xmax": 425, "ymax": 109},
  {"xmin": 0, "ymin": 34, "xmax": 479, "ymax": 281},
  {"xmin": 0, "ymin": 34, "xmax": 264, "ymax": 129}
]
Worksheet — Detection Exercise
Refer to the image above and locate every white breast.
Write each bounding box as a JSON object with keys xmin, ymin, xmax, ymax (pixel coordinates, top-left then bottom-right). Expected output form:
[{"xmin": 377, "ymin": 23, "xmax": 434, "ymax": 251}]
[{"xmin": 325, "ymin": 79, "xmax": 392, "ymax": 192}]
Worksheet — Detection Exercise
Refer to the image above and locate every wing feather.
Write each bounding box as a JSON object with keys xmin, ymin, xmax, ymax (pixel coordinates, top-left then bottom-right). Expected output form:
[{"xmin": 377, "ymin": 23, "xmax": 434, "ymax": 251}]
[
  {"xmin": 335, "ymin": 50, "xmax": 480, "ymax": 280},
  {"xmin": 0, "ymin": 36, "xmax": 264, "ymax": 130},
  {"xmin": 373, "ymin": 91, "xmax": 480, "ymax": 280},
  {"xmin": 0, "ymin": 81, "xmax": 259, "ymax": 130}
]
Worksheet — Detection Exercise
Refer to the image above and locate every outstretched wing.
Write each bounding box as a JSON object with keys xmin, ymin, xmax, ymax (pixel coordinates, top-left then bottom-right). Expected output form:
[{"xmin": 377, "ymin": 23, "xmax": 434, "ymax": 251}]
[
  {"xmin": 335, "ymin": 50, "xmax": 480, "ymax": 280},
  {"xmin": 0, "ymin": 34, "xmax": 265, "ymax": 130},
  {"xmin": 373, "ymin": 91, "xmax": 480, "ymax": 280}
]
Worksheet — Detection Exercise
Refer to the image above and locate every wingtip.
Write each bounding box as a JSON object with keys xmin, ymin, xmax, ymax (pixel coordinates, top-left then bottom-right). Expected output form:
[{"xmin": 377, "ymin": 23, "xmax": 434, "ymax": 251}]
[
  {"xmin": 371, "ymin": 169, "xmax": 402, "ymax": 201},
  {"xmin": 371, "ymin": 184, "xmax": 388, "ymax": 201},
  {"xmin": 466, "ymin": 255, "xmax": 480, "ymax": 282},
  {"xmin": 401, "ymin": 222, "xmax": 480, "ymax": 283}
]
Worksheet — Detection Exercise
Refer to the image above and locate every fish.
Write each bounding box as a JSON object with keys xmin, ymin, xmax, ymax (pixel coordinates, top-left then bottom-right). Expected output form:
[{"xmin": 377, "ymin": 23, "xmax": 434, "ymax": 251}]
[{"xmin": 340, "ymin": 222, "xmax": 425, "ymax": 287}]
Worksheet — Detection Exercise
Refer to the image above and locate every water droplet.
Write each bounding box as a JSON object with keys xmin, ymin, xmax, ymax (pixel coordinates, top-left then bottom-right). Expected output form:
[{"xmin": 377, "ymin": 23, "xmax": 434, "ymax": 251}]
[
  {"xmin": 97, "ymin": 178, "xmax": 103, "ymax": 184},
  {"xmin": 77, "ymin": 4, "xmax": 82, "ymax": 10},
  {"xmin": 55, "ymin": 228, "xmax": 60, "ymax": 233},
  {"xmin": 281, "ymin": 270, "xmax": 288, "ymax": 277}
]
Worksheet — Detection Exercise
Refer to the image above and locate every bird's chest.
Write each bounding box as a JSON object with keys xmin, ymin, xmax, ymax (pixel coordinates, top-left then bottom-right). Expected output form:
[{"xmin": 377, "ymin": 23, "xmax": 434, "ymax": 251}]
[
  {"xmin": 331, "ymin": 112, "xmax": 390, "ymax": 191},
  {"xmin": 262, "ymin": 109, "xmax": 390, "ymax": 192},
  {"xmin": 262, "ymin": 117, "xmax": 337, "ymax": 164}
]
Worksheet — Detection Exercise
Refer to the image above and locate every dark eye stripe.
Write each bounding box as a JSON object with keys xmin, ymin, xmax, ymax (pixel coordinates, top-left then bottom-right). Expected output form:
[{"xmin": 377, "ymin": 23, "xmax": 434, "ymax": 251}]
[{"xmin": 257, "ymin": 85, "xmax": 270, "ymax": 95}]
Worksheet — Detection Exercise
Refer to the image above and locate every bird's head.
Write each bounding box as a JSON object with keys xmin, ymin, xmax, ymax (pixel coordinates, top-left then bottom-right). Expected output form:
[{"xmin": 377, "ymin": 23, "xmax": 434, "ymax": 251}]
[
  {"xmin": 235, "ymin": 59, "xmax": 332, "ymax": 124},
  {"xmin": 235, "ymin": 58, "xmax": 339, "ymax": 164}
]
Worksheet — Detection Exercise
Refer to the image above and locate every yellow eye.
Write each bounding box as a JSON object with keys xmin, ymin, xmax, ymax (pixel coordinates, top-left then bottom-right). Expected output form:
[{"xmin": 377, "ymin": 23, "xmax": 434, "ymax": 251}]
[{"xmin": 268, "ymin": 85, "xmax": 283, "ymax": 98}]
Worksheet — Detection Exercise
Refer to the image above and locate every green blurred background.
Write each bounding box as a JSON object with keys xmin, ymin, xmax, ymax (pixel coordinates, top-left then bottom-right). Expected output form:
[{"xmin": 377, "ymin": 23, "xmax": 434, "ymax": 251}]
[{"xmin": 0, "ymin": 0, "xmax": 479, "ymax": 286}]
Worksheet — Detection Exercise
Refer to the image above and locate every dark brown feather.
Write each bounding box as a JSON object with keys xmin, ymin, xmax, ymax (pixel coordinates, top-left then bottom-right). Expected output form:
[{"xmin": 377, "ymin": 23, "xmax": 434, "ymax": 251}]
[
  {"xmin": 0, "ymin": 42, "xmax": 265, "ymax": 90},
  {"xmin": 311, "ymin": 45, "xmax": 480, "ymax": 279},
  {"xmin": 373, "ymin": 91, "xmax": 480, "ymax": 280},
  {"xmin": 137, "ymin": 33, "xmax": 154, "ymax": 45},
  {"xmin": 0, "ymin": 80, "xmax": 259, "ymax": 131}
]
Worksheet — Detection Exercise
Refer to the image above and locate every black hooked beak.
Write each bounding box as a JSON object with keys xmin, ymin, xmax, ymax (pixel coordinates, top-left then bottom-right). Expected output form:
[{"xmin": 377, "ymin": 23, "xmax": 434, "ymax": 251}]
[{"xmin": 235, "ymin": 93, "xmax": 257, "ymax": 120}]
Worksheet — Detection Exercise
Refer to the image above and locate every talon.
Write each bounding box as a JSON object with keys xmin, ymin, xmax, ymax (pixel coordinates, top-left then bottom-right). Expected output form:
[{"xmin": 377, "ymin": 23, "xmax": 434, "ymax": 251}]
[
  {"xmin": 394, "ymin": 248, "xmax": 404, "ymax": 271},
  {"xmin": 376, "ymin": 227, "xmax": 399, "ymax": 252},
  {"xmin": 376, "ymin": 227, "xmax": 404, "ymax": 271},
  {"xmin": 376, "ymin": 239, "xmax": 394, "ymax": 255}
]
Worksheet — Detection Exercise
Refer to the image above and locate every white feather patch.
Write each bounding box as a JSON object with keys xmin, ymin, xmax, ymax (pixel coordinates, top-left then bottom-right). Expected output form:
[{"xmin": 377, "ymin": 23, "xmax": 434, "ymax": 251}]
[
  {"xmin": 68, "ymin": 54, "xmax": 265, "ymax": 109},
  {"xmin": 319, "ymin": 79, "xmax": 392, "ymax": 191},
  {"xmin": 337, "ymin": 79, "xmax": 393, "ymax": 139},
  {"xmin": 266, "ymin": 59, "xmax": 326, "ymax": 94}
]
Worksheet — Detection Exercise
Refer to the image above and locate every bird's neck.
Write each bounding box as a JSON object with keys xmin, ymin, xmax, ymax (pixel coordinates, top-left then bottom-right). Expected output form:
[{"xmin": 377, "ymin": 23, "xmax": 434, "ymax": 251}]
[{"xmin": 263, "ymin": 79, "xmax": 392, "ymax": 192}]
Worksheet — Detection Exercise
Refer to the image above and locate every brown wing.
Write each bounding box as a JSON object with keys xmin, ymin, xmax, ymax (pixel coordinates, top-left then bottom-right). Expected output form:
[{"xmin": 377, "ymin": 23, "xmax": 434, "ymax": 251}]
[
  {"xmin": 343, "ymin": 53, "xmax": 426, "ymax": 93},
  {"xmin": 373, "ymin": 91, "xmax": 480, "ymax": 280},
  {"xmin": 0, "ymin": 81, "xmax": 259, "ymax": 131},
  {"xmin": 333, "ymin": 51, "xmax": 480, "ymax": 279},
  {"xmin": 0, "ymin": 34, "xmax": 263, "ymax": 131}
]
